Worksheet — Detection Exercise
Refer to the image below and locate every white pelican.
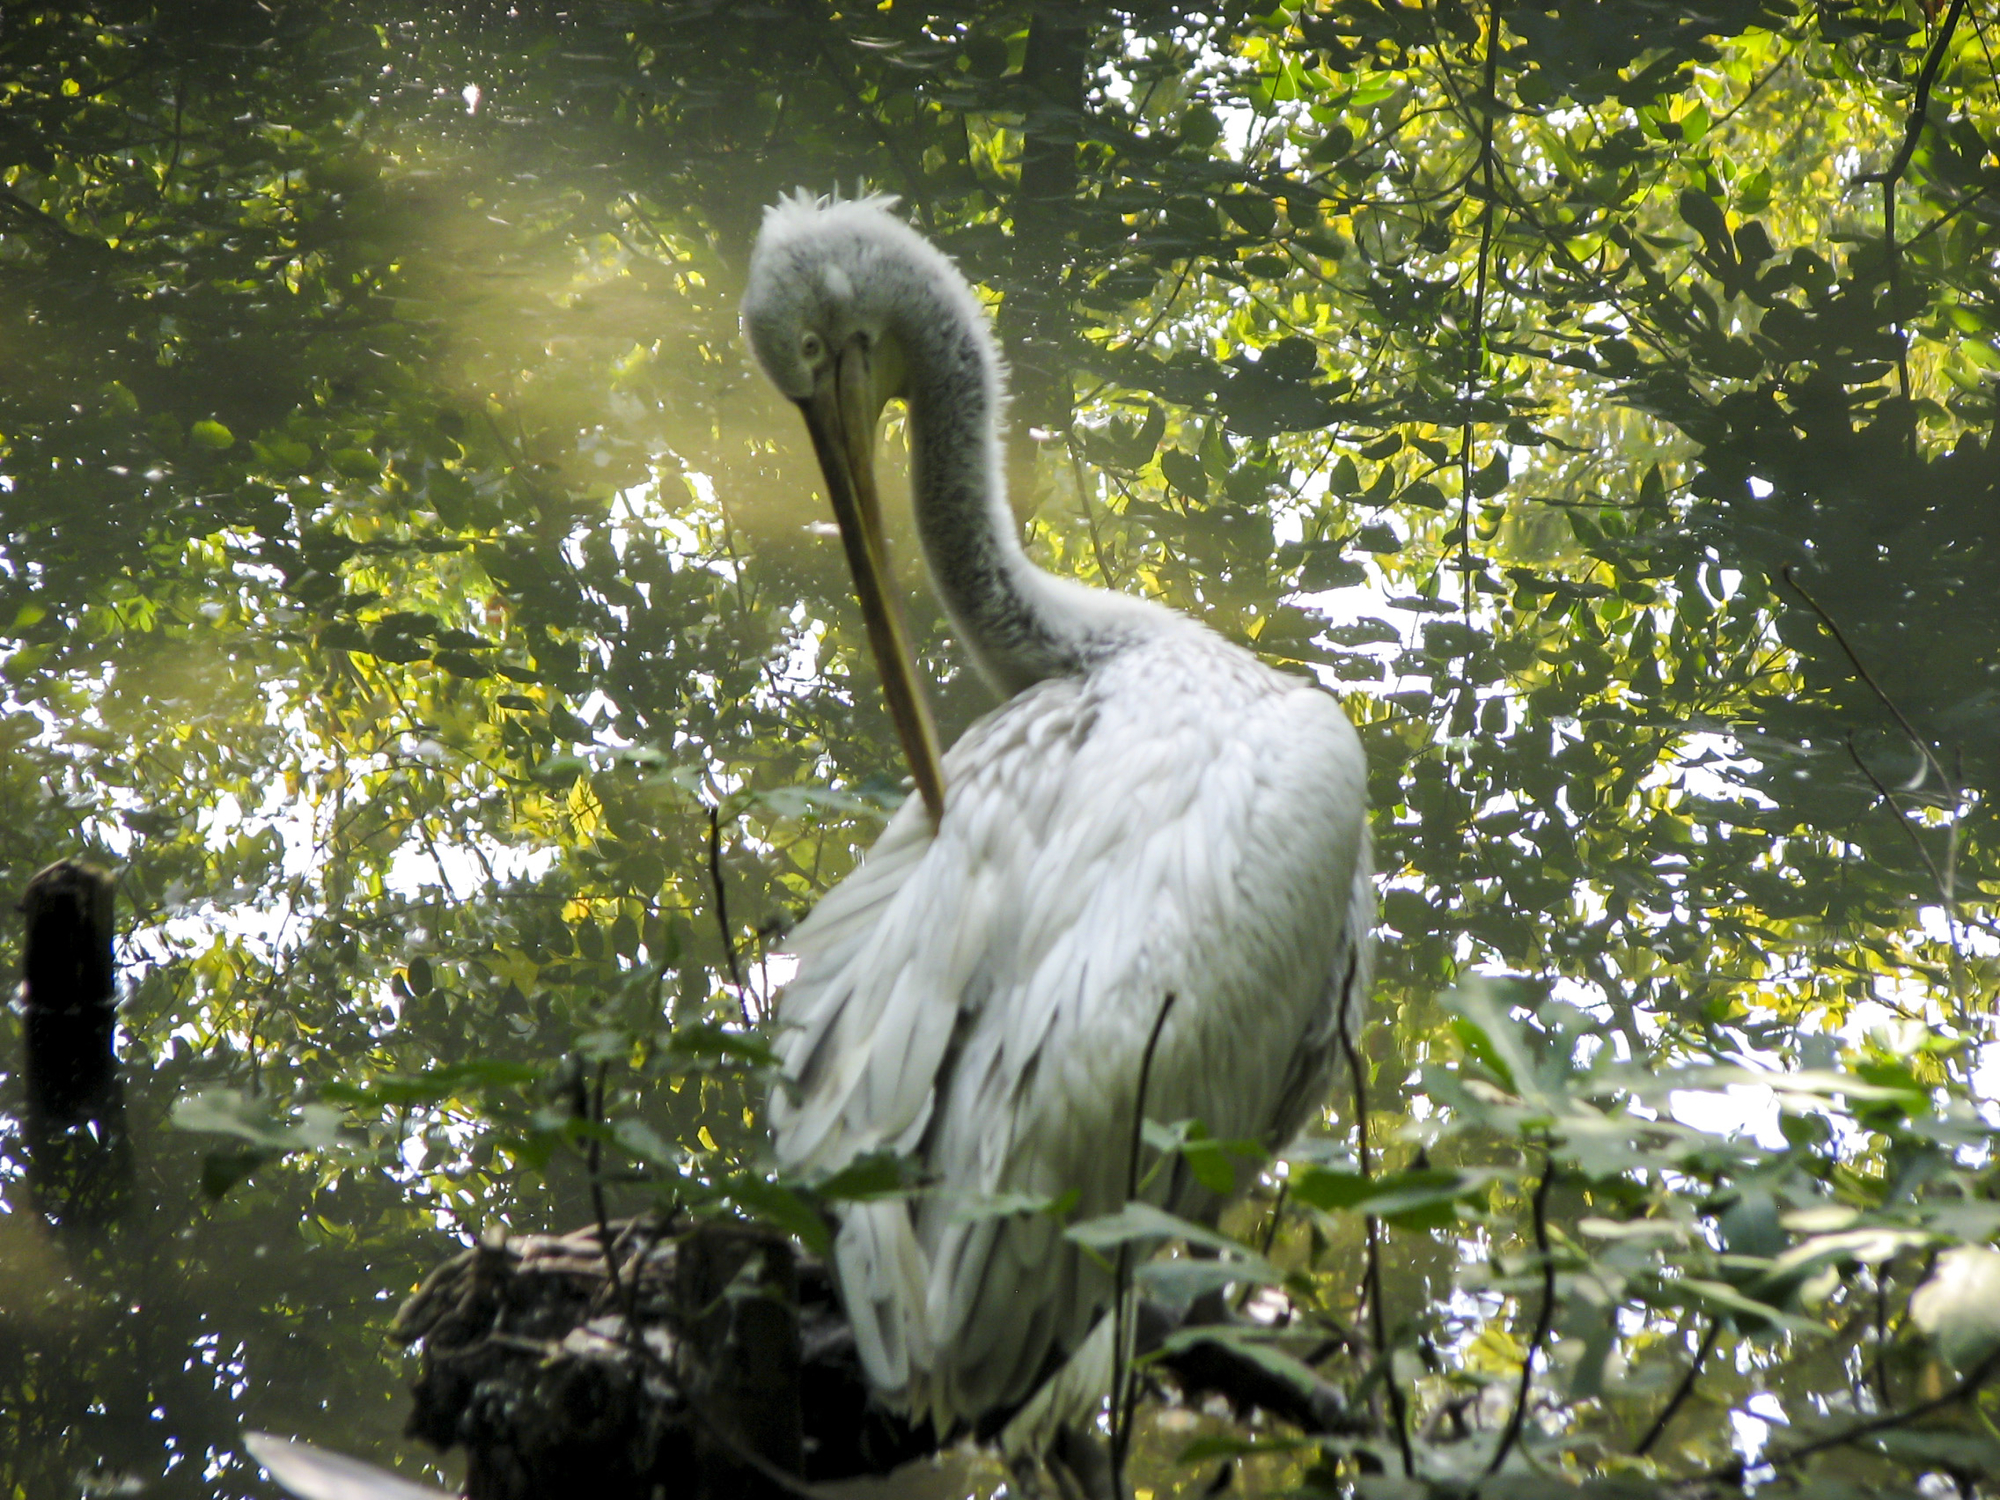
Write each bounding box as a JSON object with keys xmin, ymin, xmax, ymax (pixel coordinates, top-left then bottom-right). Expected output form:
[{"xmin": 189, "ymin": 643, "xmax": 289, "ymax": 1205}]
[{"xmin": 741, "ymin": 193, "xmax": 1373, "ymax": 1437}]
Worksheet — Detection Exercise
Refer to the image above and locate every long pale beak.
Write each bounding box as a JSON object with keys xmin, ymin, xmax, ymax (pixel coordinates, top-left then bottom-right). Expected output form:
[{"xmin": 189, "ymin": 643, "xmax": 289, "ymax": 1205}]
[{"xmin": 798, "ymin": 338, "xmax": 946, "ymax": 826}]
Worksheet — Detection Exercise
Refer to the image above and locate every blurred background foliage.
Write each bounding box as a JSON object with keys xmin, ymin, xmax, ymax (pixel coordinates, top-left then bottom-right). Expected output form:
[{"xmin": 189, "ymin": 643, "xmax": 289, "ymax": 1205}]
[{"xmin": 1, "ymin": 0, "xmax": 1998, "ymax": 1495}]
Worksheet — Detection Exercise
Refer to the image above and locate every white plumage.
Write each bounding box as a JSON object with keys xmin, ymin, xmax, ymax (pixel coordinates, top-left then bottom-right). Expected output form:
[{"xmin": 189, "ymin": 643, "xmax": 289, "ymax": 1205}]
[{"xmin": 742, "ymin": 193, "xmax": 1373, "ymax": 1436}]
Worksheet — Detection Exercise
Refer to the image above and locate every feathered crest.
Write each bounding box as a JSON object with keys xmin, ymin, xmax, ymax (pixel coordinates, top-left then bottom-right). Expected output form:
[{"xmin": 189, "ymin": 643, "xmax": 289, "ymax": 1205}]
[{"xmin": 763, "ymin": 185, "xmax": 903, "ymax": 232}]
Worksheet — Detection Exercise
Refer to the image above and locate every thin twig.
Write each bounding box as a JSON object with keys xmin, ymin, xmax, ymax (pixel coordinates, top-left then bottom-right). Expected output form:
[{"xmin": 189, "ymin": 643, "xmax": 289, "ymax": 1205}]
[
  {"xmin": 1872, "ymin": 1264, "xmax": 1896, "ymax": 1412},
  {"xmin": 1700, "ymin": 1345, "xmax": 2000, "ymax": 1484},
  {"xmin": 1781, "ymin": 567, "xmax": 1948, "ymax": 796},
  {"xmin": 1238, "ymin": 1176, "xmax": 1292, "ymax": 1316},
  {"xmin": 1854, "ymin": 0, "xmax": 1969, "ymax": 403},
  {"xmin": 1485, "ymin": 1153, "xmax": 1557, "ymax": 1477},
  {"xmin": 1458, "ymin": 0, "xmax": 1504, "ymax": 621},
  {"xmin": 1844, "ymin": 736, "xmax": 1950, "ymax": 901},
  {"xmin": 684, "ymin": 1396, "xmax": 828, "ymax": 1500},
  {"xmin": 708, "ymin": 805, "xmax": 751, "ymax": 1025},
  {"xmin": 1338, "ymin": 966, "xmax": 1413, "ymax": 1477},
  {"xmin": 1788, "ymin": 565, "xmax": 1964, "ymax": 965},
  {"xmin": 578, "ymin": 1062, "xmax": 637, "ymax": 1328},
  {"xmin": 162, "ymin": 76, "xmax": 185, "ymax": 197},
  {"xmin": 1257, "ymin": 1179, "xmax": 1290, "ymax": 1261},
  {"xmin": 1634, "ymin": 1319, "xmax": 1718, "ymax": 1455},
  {"xmin": 1708, "ymin": 45, "xmax": 1794, "ymax": 131},
  {"xmin": 1112, "ymin": 990, "xmax": 1181, "ymax": 1487},
  {"xmin": 1065, "ymin": 436, "xmax": 1122, "ymax": 591},
  {"xmin": 527, "ymin": 1209, "xmax": 826, "ymax": 1499},
  {"xmin": 0, "ymin": 188, "xmax": 94, "ymax": 241}
]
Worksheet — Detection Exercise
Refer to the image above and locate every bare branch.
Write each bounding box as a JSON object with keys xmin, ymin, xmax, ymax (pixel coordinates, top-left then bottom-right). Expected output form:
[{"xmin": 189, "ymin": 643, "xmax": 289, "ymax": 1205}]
[
  {"xmin": 1783, "ymin": 565, "xmax": 1950, "ymax": 798},
  {"xmin": 1702, "ymin": 1346, "xmax": 2000, "ymax": 1484},
  {"xmin": 1113, "ymin": 990, "xmax": 1181, "ymax": 1485},
  {"xmin": 1457, "ymin": 0, "xmax": 1504, "ymax": 620}
]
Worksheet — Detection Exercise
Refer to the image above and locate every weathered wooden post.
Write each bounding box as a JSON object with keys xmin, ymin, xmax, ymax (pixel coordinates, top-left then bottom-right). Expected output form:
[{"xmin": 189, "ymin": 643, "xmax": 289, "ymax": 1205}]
[{"xmin": 20, "ymin": 859, "xmax": 129, "ymax": 1228}]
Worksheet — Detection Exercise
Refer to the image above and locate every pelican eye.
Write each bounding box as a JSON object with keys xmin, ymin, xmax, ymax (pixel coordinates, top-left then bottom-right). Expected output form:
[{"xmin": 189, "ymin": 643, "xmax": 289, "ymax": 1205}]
[{"xmin": 799, "ymin": 331, "xmax": 825, "ymax": 364}]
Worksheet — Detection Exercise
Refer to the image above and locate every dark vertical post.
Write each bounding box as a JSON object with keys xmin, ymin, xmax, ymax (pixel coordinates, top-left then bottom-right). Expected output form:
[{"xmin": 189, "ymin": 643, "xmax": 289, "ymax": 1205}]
[
  {"xmin": 21, "ymin": 859, "xmax": 128, "ymax": 1228},
  {"xmin": 998, "ymin": 6, "xmax": 1094, "ymax": 489},
  {"xmin": 677, "ymin": 1225, "xmax": 804, "ymax": 1500}
]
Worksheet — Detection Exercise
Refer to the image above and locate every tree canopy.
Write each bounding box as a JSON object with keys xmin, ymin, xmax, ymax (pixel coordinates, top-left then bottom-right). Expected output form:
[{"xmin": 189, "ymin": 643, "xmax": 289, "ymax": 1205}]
[{"xmin": 2, "ymin": 2, "xmax": 1998, "ymax": 1496}]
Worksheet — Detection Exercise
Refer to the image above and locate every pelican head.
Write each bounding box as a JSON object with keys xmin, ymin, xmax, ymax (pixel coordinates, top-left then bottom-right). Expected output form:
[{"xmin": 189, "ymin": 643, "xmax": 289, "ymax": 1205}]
[
  {"xmin": 743, "ymin": 192, "xmax": 946, "ymax": 822},
  {"xmin": 742, "ymin": 191, "xmax": 929, "ymax": 403}
]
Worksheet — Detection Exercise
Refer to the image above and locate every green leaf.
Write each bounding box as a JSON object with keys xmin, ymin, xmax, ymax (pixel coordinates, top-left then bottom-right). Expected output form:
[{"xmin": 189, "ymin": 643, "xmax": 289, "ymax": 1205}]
[
  {"xmin": 1440, "ymin": 988, "xmax": 1528, "ymax": 1096},
  {"xmin": 1656, "ymin": 1277, "xmax": 1820, "ymax": 1335},
  {"xmin": 1398, "ymin": 480, "xmax": 1447, "ymax": 510},
  {"xmin": 200, "ymin": 1150, "xmax": 270, "ymax": 1199},
  {"xmin": 944, "ymin": 1188, "xmax": 1079, "ymax": 1224},
  {"xmin": 1470, "ymin": 451, "xmax": 1510, "ymax": 498},
  {"xmin": 1221, "ymin": 193, "xmax": 1277, "ymax": 238},
  {"xmin": 812, "ymin": 1152, "xmax": 919, "ymax": 1201},
  {"xmin": 1135, "ymin": 1257, "xmax": 1282, "ymax": 1299},
  {"xmin": 1911, "ymin": 1247, "xmax": 2000, "ymax": 1371},
  {"xmin": 1290, "ymin": 1166, "xmax": 1500, "ymax": 1230},
  {"xmin": 1065, "ymin": 1203, "xmax": 1278, "ymax": 1285},
  {"xmin": 433, "ymin": 650, "xmax": 492, "ymax": 678},
  {"xmin": 723, "ymin": 1175, "xmax": 830, "ymax": 1256},
  {"xmin": 172, "ymin": 1089, "xmax": 344, "ymax": 1153},
  {"xmin": 667, "ymin": 1024, "xmax": 777, "ymax": 1071},
  {"xmin": 1678, "ymin": 187, "xmax": 1729, "ymax": 251},
  {"xmin": 320, "ymin": 1060, "xmax": 543, "ymax": 1108},
  {"xmin": 612, "ymin": 1118, "xmax": 682, "ymax": 1168},
  {"xmin": 745, "ymin": 783, "xmax": 884, "ymax": 821},
  {"xmin": 1160, "ymin": 448, "xmax": 1208, "ymax": 498},
  {"xmin": 1174, "ymin": 1433, "xmax": 1313, "ymax": 1464}
]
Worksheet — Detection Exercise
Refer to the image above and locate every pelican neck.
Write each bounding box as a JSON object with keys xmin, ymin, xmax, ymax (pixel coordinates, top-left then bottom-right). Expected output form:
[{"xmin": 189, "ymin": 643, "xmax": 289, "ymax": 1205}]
[{"xmin": 889, "ymin": 289, "xmax": 1100, "ymax": 697}]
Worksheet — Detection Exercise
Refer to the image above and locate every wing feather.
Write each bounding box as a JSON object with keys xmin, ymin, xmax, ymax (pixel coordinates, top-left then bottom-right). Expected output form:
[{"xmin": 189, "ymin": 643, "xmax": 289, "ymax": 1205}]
[{"xmin": 770, "ymin": 627, "xmax": 1372, "ymax": 1428}]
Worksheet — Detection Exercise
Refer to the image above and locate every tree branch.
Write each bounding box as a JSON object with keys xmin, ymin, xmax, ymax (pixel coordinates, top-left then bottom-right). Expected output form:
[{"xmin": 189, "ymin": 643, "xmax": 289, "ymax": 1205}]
[
  {"xmin": 1113, "ymin": 990, "xmax": 1181, "ymax": 1485},
  {"xmin": 1853, "ymin": 0, "xmax": 1969, "ymax": 401},
  {"xmin": 1782, "ymin": 565, "xmax": 1949, "ymax": 798},
  {"xmin": 1458, "ymin": 0, "xmax": 1504, "ymax": 619},
  {"xmin": 1700, "ymin": 1346, "xmax": 2000, "ymax": 1484},
  {"xmin": 708, "ymin": 805, "xmax": 751, "ymax": 1025}
]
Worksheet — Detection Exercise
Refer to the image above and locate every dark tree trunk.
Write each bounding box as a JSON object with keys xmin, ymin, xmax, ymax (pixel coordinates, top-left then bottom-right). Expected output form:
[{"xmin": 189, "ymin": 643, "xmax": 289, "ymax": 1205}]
[{"xmin": 997, "ymin": 6, "xmax": 1096, "ymax": 489}]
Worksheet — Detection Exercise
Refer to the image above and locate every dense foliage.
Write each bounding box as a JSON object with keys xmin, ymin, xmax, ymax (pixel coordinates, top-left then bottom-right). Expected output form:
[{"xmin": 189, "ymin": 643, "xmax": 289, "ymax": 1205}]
[{"xmin": 2, "ymin": 2, "xmax": 1997, "ymax": 1496}]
